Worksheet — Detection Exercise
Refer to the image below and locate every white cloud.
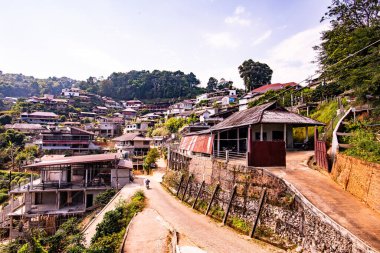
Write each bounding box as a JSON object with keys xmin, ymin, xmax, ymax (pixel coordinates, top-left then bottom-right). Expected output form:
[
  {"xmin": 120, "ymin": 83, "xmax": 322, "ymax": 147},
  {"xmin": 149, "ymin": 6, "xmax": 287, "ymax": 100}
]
[
  {"xmin": 264, "ymin": 24, "xmax": 328, "ymax": 84},
  {"xmin": 252, "ymin": 30, "xmax": 272, "ymax": 46},
  {"xmin": 204, "ymin": 32, "xmax": 239, "ymax": 49},
  {"xmin": 224, "ymin": 5, "xmax": 251, "ymax": 26},
  {"xmin": 234, "ymin": 6, "xmax": 245, "ymax": 15}
]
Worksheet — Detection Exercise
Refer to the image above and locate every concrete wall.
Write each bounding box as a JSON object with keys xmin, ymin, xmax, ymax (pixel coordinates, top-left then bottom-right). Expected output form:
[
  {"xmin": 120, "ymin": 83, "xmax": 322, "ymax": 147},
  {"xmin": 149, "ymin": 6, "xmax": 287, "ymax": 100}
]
[
  {"xmin": 111, "ymin": 169, "xmax": 130, "ymax": 188},
  {"xmin": 165, "ymin": 153, "xmax": 375, "ymax": 253},
  {"xmin": 331, "ymin": 153, "xmax": 380, "ymax": 213}
]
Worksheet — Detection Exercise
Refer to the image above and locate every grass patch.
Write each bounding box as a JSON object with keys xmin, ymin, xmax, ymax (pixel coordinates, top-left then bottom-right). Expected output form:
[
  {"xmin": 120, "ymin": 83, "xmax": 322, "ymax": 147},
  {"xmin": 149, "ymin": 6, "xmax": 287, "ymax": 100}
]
[{"xmin": 229, "ymin": 216, "xmax": 250, "ymax": 234}]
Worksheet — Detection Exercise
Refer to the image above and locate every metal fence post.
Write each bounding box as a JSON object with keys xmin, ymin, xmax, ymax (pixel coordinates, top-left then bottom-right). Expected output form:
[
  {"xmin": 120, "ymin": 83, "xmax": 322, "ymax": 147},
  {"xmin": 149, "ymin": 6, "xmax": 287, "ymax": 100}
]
[
  {"xmin": 181, "ymin": 174, "xmax": 192, "ymax": 201},
  {"xmin": 192, "ymin": 180, "xmax": 205, "ymax": 209},
  {"xmin": 222, "ymin": 184, "xmax": 237, "ymax": 225},
  {"xmin": 250, "ymin": 187, "xmax": 267, "ymax": 238},
  {"xmin": 205, "ymin": 183, "xmax": 219, "ymax": 216},
  {"xmin": 176, "ymin": 175, "xmax": 184, "ymax": 197},
  {"xmin": 226, "ymin": 150, "xmax": 229, "ymax": 163}
]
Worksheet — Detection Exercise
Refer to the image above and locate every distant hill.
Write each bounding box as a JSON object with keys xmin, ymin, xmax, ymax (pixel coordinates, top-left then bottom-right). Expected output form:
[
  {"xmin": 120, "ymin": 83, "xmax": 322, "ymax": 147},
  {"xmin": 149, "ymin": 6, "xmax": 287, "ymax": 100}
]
[
  {"xmin": 0, "ymin": 70, "xmax": 206, "ymax": 101},
  {"xmin": 78, "ymin": 70, "xmax": 206, "ymax": 101},
  {"xmin": 0, "ymin": 71, "xmax": 79, "ymax": 98}
]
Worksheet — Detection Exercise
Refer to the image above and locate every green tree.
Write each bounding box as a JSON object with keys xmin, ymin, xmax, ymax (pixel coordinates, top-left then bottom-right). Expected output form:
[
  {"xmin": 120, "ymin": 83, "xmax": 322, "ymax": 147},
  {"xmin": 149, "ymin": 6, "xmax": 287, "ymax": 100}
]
[
  {"xmin": 206, "ymin": 77, "xmax": 218, "ymax": 92},
  {"xmin": 164, "ymin": 117, "xmax": 186, "ymax": 133},
  {"xmin": 143, "ymin": 148, "xmax": 160, "ymax": 173},
  {"xmin": 316, "ymin": 0, "xmax": 380, "ymax": 101},
  {"xmin": 238, "ymin": 60, "xmax": 273, "ymax": 91},
  {"xmin": 0, "ymin": 114, "xmax": 12, "ymax": 125}
]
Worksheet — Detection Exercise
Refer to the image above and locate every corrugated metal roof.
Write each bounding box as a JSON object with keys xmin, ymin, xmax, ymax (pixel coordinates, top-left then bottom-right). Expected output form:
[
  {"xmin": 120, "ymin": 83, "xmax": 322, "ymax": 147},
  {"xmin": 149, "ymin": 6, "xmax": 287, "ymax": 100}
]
[
  {"xmin": 25, "ymin": 153, "xmax": 121, "ymax": 168},
  {"xmin": 179, "ymin": 134, "xmax": 213, "ymax": 154},
  {"xmin": 211, "ymin": 102, "xmax": 324, "ymax": 131},
  {"xmin": 211, "ymin": 102, "xmax": 275, "ymax": 131},
  {"xmin": 261, "ymin": 111, "xmax": 324, "ymax": 126}
]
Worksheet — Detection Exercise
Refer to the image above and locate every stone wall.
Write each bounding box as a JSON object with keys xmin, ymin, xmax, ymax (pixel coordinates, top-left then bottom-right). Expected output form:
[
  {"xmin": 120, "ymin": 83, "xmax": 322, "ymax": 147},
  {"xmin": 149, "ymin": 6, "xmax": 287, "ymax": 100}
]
[
  {"xmin": 164, "ymin": 152, "xmax": 375, "ymax": 253},
  {"xmin": 331, "ymin": 153, "xmax": 380, "ymax": 212}
]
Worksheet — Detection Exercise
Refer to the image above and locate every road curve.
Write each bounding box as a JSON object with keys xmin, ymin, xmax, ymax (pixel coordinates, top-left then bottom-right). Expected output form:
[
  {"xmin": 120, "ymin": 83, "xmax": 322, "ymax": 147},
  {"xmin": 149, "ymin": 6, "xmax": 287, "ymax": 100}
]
[{"xmin": 141, "ymin": 177, "xmax": 283, "ymax": 253}]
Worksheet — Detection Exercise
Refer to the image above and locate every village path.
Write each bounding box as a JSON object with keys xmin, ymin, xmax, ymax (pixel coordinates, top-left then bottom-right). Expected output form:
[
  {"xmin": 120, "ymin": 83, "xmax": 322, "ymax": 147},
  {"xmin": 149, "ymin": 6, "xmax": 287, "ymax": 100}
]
[
  {"xmin": 123, "ymin": 208, "xmax": 171, "ymax": 253},
  {"xmin": 269, "ymin": 151, "xmax": 380, "ymax": 251},
  {"xmin": 83, "ymin": 183, "xmax": 142, "ymax": 247},
  {"xmin": 137, "ymin": 158, "xmax": 283, "ymax": 253}
]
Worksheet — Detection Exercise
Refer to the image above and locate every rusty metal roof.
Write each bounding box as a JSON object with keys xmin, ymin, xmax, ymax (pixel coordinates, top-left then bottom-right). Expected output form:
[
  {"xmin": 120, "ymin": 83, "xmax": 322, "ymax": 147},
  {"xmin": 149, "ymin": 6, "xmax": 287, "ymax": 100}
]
[
  {"xmin": 211, "ymin": 102, "xmax": 324, "ymax": 131},
  {"xmin": 25, "ymin": 153, "xmax": 121, "ymax": 168}
]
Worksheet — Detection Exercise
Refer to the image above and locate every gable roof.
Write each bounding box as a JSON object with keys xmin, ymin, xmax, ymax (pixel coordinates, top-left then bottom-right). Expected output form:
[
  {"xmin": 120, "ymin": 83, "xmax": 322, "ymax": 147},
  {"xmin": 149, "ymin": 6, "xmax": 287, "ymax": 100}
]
[
  {"xmin": 252, "ymin": 82, "xmax": 299, "ymax": 94},
  {"xmin": 112, "ymin": 132, "xmax": 143, "ymax": 141},
  {"xmin": 211, "ymin": 102, "xmax": 324, "ymax": 131}
]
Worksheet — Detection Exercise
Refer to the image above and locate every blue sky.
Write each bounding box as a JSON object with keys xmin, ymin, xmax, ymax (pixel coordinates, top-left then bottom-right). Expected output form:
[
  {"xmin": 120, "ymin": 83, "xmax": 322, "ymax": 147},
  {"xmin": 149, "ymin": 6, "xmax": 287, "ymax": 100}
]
[{"xmin": 0, "ymin": 0, "xmax": 331, "ymax": 87}]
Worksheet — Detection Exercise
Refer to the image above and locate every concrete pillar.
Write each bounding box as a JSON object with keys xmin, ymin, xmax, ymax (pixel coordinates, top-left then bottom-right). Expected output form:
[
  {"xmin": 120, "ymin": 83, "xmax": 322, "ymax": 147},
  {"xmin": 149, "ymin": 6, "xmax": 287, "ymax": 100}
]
[
  {"xmin": 237, "ymin": 128, "xmax": 240, "ymax": 153},
  {"xmin": 305, "ymin": 127, "xmax": 309, "ymax": 142},
  {"xmin": 217, "ymin": 132, "xmax": 220, "ymax": 156},
  {"xmin": 56, "ymin": 190, "xmax": 60, "ymax": 209},
  {"xmin": 284, "ymin": 124, "xmax": 287, "ymax": 147},
  {"xmin": 59, "ymin": 171, "xmax": 62, "ymax": 189},
  {"xmin": 85, "ymin": 169, "xmax": 88, "ymax": 187},
  {"xmin": 260, "ymin": 124, "xmax": 263, "ymax": 141}
]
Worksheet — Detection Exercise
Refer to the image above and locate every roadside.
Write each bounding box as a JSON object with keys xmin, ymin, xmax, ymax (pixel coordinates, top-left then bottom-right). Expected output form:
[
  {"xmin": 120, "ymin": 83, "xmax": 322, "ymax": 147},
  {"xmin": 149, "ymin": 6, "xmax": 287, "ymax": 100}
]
[
  {"xmin": 138, "ymin": 158, "xmax": 283, "ymax": 253},
  {"xmin": 82, "ymin": 183, "xmax": 141, "ymax": 247},
  {"xmin": 269, "ymin": 151, "xmax": 380, "ymax": 251},
  {"xmin": 123, "ymin": 208, "xmax": 171, "ymax": 253}
]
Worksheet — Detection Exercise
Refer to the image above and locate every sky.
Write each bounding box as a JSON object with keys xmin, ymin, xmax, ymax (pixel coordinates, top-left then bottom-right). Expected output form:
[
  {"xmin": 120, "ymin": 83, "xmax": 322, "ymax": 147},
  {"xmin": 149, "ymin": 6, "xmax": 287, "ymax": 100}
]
[{"xmin": 0, "ymin": 0, "xmax": 332, "ymax": 88}]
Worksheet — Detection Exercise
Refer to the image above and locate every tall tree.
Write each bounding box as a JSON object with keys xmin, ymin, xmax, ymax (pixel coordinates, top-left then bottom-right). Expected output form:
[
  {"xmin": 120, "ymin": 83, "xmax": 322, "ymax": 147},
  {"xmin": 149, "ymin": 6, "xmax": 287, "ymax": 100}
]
[
  {"xmin": 206, "ymin": 77, "xmax": 218, "ymax": 91},
  {"xmin": 315, "ymin": 0, "xmax": 380, "ymax": 101},
  {"xmin": 238, "ymin": 60, "xmax": 273, "ymax": 91}
]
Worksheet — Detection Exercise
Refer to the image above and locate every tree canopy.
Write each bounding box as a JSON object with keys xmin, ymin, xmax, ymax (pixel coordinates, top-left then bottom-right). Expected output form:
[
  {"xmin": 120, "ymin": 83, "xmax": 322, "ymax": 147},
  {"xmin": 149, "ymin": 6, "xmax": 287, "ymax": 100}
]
[
  {"xmin": 206, "ymin": 77, "xmax": 218, "ymax": 92},
  {"xmin": 79, "ymin": 70, "xmax": 205, "ymax": 101},
  {"xmin": 315, "ymin": 0, "xmax": 380, "ymax": 101},
  {"xmin": 238, "ymin": 60, "xmax": 273, "ymax": 91}
]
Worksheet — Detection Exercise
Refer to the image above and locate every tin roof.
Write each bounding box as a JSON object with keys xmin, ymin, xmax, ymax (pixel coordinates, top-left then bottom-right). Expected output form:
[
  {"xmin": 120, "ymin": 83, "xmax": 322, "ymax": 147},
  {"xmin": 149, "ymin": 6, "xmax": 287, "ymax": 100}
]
[
  {"xmin": 211, "ymin": 102, "xmax": 324, "ymax": 131},
  {"xmin": 25, "ymin": 153, "xmax": 121, "ymax": 168},
  {"xmin": 4, "ymin": 123, "xmax": 45, "ymax": 130},
  {"xmin": 112, "ymin": 133, "xmax": 151, "ymax": 141}
]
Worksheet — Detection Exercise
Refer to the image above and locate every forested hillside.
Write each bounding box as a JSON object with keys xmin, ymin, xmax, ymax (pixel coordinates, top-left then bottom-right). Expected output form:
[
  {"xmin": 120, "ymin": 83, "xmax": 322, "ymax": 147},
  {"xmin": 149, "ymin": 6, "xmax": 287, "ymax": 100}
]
[
  {"xmin": 0, "ymin": 70, "xmax": 206, "ymax": 101},
  {"xmin": 0, "ymin": 72, "xmax": 78, "ymax": 97},
  {"xmin": 79, "ymin": 70, "xmax": 205, "ymax": 100}
]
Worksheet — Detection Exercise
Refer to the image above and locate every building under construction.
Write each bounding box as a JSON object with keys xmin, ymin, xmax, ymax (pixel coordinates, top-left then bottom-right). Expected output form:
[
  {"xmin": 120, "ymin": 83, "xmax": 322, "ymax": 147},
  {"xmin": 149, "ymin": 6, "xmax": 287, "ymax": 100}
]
[{"xmin": 0, "ymin": 153, "xmax": 132, "ymax": 238}]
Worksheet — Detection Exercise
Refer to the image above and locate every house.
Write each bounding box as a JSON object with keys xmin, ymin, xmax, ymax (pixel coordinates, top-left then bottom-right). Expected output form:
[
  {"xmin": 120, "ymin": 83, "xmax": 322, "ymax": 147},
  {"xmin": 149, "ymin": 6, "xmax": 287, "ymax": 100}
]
[
  {"xmin": 124, "ymin": 100, "xmax": 143, "ymax": 109},
  {"xmin": 3, "ymin": 153, "xmax": 132, "ymax": 238},
  {"xmin": 221, "ymin": 95, "xmax": 237, "ymax": 106},
  {"xmin": 38, "ymin": 126, "xmax": 100, "ymax": 155},
  {"xmin": 210, "ymin": 102, "xmax": 324, "ymax": 167},
  {"xmin": 62, "ymin": 87, "xmax": 81, "ymax": 97},
  {"xmin": 239, "ymin": 82, "xmax": 300, "ymax": 111},
  {"xmin": 84, "ymin": 117, "xmax": 123, "ymax": 138},
  {"xmin": 21, "ymin": 112, "xmax": 59, "ymax": 124},
  {"xmin": 121, "ymin": 108, "xmax": 137, "ymax": 119},
  {"xmin": 79, "ymin": 112, "xmax": 97, "ymax": 118},
  {"xmin": 4, "ymin": 123, "xmax": 46, "ymax": 135},
  {"xmin": 104, "ymin": 99, "xmax": 122, "ymax": 109},
  {"xmin": 112, "ymin": 133, "xmax": 152, "ymax": 169},
  {"xmin": 124, "ymin": 120, "xmax": 154, "ymax": 133},
  {"xmin": 180, "ymin": 102, "xmax": 324, "ymax": 167},
  {"xmin": 93, "ymin": 106, "xmax": 108, "ymax": 115}
]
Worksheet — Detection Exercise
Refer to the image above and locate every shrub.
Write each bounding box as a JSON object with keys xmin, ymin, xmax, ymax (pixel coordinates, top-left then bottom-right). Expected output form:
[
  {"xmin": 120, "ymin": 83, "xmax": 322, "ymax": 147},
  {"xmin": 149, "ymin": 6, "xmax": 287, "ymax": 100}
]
[
  {"xmin": 0, "ymin": 193, "xmax": 8, "ymax": 204},
  {"xmin": 344, "ymin": 129, "xmax": 380, "ymax": 163},
  {"xmin": 94, "ymin": 189, "xmax": 116, "ymax": 206}
]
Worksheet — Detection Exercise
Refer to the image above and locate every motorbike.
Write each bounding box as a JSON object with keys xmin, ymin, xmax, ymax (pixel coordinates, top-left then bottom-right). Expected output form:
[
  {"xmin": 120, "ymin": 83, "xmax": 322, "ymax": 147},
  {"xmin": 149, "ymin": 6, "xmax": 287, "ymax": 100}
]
[{"xmin": 145, "ymin": 179, "xmax": 150, "ymax": 189}]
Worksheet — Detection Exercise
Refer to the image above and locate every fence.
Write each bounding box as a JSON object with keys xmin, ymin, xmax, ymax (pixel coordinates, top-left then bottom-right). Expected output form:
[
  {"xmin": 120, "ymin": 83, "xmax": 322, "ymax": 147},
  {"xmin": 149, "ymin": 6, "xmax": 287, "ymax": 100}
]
[{"xmin": 314, "ymin": 128, "xmax": 329, "ymax": 171}]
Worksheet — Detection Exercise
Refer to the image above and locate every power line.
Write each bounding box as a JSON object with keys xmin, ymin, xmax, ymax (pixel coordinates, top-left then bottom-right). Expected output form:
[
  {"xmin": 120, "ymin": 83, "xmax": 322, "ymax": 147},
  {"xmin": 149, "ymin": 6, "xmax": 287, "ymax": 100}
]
[{"xmin": 254, "ymin": 38, "xmax": 380, "ymax": 105}]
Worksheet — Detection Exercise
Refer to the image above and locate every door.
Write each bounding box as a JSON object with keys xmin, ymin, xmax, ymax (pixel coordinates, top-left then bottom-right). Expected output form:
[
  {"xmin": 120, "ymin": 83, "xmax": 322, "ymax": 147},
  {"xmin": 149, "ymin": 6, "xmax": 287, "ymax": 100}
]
[
  {"xmin": 67, "ymin": 167, "xmax": 72, "ymax": 182},
  {"xmin": 86, "ymin": 194, "xmax": 93, "ymax": 208}
]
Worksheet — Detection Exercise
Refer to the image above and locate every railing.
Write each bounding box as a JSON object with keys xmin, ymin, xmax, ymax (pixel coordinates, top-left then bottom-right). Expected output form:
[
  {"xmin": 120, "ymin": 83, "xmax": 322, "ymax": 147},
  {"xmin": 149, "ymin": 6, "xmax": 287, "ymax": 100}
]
[{"xmin": 213, "ymin": 150, "xmax": 247, "ymax": 162}]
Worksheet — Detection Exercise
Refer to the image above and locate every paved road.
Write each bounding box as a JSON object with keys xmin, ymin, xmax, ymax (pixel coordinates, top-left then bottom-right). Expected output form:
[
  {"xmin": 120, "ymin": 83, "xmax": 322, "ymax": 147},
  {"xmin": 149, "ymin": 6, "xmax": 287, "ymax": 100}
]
[
  {"xmin": 83, "ymin": 183, "xmax": 142, "ymax": 247},
  {"xmin": 270, "ymin": 151, "xmax": 380, "ymax": 251},
  {"xmin": 123, "ymin": 208, "xmax": 171, "ymax": 253},
  {"xmin": 139, "ymin": 159, "xmax": 283, "ymax": 253}
]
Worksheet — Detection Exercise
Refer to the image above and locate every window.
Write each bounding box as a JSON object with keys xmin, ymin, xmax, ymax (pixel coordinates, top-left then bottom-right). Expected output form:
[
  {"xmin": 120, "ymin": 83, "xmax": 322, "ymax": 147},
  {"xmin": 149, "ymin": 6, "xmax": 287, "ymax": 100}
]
[
  {"xmin": 255, "ymin": 132, "xmax": 267, "ymax": 141},
  {"xmin": 272, "ymin": 131, "xmax": 284, "ymax": 141}
]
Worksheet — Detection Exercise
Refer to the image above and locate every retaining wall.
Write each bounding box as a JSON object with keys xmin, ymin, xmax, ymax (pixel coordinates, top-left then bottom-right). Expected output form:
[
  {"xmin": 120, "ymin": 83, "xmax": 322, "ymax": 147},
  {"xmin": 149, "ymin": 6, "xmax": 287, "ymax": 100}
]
[
  {"xmin": 331, "ymin": 153, "xmax": 380, "ymax": 213},
  {"xmin": 164, "ymin": 153, "xmax": 375, "ymax": 253}
]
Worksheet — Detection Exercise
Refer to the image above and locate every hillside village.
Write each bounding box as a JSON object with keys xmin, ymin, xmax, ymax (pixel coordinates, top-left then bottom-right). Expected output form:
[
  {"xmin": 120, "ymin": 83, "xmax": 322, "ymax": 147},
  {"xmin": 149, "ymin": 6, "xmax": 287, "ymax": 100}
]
[{"xmin": 0, "ymin": 0, "xmax": 379, "ymax": 252}]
